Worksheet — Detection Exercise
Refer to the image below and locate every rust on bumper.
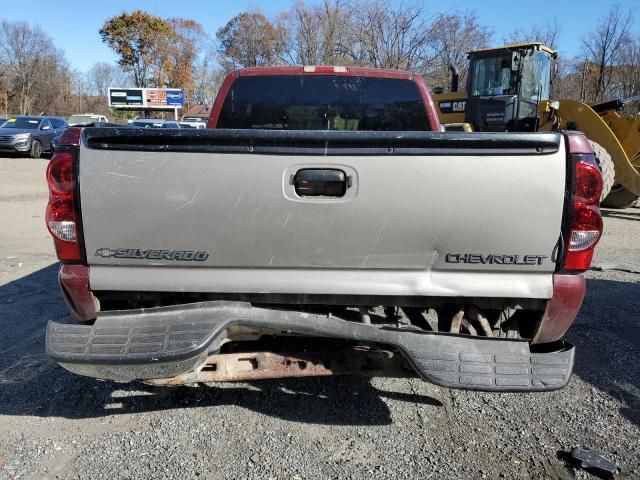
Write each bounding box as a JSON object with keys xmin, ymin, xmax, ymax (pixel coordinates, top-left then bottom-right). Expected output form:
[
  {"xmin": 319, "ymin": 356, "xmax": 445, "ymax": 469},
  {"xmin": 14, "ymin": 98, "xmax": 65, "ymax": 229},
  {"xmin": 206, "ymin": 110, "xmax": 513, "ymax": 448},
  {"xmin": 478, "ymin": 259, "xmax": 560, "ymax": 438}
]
[{"xmin": 144, "ymin": 347, "xmax": 412, "ymax": 385}]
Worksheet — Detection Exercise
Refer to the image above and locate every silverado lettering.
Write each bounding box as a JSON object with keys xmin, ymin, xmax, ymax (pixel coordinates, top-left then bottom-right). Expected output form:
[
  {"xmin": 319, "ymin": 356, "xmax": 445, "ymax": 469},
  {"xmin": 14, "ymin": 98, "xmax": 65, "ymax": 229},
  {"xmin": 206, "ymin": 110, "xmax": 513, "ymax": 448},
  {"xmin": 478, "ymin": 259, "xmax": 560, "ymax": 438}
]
[
  {"xmin": 95, "ymin": 248, "xmax": 209, "ymax": 261},
  {"xmin": 445, "ymin": 253, "xmax": 547, "ymax": 266}
]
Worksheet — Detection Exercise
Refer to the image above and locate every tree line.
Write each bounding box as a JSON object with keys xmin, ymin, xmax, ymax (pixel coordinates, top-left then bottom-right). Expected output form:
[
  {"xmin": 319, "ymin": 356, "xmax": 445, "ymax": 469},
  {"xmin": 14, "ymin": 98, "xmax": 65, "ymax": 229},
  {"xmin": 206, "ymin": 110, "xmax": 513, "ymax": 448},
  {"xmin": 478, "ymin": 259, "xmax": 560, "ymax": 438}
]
[{"xmin": 0, "ymin": 1, "xmax": 638, "ymax": 117}]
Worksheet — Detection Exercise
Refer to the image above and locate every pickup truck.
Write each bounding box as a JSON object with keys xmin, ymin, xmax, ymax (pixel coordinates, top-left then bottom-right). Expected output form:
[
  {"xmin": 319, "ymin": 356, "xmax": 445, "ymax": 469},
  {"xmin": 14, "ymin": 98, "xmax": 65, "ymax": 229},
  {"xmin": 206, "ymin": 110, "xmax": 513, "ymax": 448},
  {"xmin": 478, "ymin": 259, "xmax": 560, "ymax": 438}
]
[{"xmin": 45, "ymin": 66, "xmax": 603, "ymax": 392}]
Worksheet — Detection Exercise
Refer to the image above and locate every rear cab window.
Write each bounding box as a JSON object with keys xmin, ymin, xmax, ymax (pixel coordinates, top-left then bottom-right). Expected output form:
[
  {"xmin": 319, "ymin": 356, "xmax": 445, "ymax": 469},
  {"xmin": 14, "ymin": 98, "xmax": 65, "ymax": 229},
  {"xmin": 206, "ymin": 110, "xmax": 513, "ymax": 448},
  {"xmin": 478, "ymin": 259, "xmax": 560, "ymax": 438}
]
[{"xmin": 217, "ymin": 75, "xmax": 431, "ymax": 131}]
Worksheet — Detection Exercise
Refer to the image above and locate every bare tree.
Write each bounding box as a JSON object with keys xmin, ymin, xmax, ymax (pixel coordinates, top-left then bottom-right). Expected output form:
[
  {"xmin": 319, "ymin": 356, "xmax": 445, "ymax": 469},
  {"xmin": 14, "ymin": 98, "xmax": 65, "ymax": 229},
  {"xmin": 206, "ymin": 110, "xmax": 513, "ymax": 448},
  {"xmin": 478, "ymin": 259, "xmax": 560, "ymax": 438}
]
[
  {"xmin": 0, "ymin": 20, "xmax": 66, "ymax": 114},
  {"xmin": 319, "ymin": 0, "xmax": 354, "ymax": 63},
  {"xmin": 278, "ymin": 0, "xmax": 354, "ymax": 65},
  {"xmin": 272, "ymin": 3, "xmax": 495, "ymax": 90},
  {"xmin": 192, "ymin": 44, "xmax": 226, "ymax": 104},
  {"xmin": 505, "ymin": 19, "xmax": 561, "ymax": 50},
  {"xmin": 426, "ymin": 12, "xmax": 492, "ymax": 89},
  {"xmin": 617, "ymin": 34, "xmax": 640, "ymax": 103},
  {"xmin": 347, "ymin": 1, "xmax": 434, "ymax": 70},
  {"xmin": 216, "ymin": 12, "xmax": 285, "ymax": 69},
  {"xmin": 278, "ymin": 2, "xmax": 323, "ymax": 64},
  {"xmin": 581, "ymin": 6, "xmax": 633, "ymax": 101},
  {"xmin": 87, "ymin": 62, "xmax": 120, "ymax": 96}
]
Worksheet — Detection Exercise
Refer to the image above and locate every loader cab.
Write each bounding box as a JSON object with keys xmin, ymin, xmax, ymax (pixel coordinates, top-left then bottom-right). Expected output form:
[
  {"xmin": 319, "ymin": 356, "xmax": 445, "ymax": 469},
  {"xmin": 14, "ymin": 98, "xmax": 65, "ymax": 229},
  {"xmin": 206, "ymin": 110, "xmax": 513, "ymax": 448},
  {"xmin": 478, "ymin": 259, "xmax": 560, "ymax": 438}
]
[{"xmin": 465, "ymin": 43, "xmax": 556, "ymax": 132}]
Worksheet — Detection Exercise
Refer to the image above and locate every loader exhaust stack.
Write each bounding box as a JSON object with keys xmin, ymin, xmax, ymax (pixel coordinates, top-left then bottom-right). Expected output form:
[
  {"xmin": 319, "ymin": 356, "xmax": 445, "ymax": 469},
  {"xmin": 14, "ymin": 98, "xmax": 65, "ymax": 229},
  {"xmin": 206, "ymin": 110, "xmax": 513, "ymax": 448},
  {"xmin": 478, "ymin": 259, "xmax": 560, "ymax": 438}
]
[{"xmin": 449, "ymin": 63, "xmax": 459, "ymax": 93}]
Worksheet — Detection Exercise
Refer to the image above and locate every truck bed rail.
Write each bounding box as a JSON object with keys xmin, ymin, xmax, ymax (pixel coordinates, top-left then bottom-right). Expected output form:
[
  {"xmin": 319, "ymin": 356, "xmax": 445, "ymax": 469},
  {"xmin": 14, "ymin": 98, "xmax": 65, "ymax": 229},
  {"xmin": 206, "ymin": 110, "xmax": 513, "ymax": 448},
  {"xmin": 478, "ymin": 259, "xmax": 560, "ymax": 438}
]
[{"xmin": 82, "ymin": 128, "xmax": 562, "ymax": 156}]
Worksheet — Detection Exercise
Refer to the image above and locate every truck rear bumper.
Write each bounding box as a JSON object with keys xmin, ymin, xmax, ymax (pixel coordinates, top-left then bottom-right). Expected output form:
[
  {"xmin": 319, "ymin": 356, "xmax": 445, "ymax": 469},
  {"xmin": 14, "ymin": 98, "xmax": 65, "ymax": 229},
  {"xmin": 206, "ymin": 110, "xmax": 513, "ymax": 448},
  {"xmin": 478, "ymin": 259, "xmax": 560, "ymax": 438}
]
[{"xmin": 47, "ymin": 301, "xmax": 574, "ymax": 392}]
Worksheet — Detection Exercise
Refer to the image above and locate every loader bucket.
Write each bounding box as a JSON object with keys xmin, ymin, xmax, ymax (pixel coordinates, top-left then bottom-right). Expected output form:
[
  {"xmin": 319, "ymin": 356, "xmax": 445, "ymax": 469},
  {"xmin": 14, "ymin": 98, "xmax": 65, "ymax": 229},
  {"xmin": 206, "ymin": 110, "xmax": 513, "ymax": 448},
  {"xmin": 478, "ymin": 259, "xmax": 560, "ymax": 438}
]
[{"xmin": 553, "ymin": 99, "xmax": 640, "ymax": 196}]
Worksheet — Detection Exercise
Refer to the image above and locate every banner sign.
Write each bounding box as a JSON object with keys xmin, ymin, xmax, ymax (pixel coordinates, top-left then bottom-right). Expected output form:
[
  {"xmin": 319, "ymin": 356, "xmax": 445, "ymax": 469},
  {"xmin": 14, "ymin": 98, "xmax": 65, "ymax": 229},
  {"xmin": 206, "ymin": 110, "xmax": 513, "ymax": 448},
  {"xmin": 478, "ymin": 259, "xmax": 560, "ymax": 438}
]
[
  {"xmin": 108, "ymin": 88, "xmax": 144, "ymax": 107},
  {"xmin": 109, "ymin": 88, "xmax": 185, "ymax": 109},
  {"xmin": 145, "ymin": 88, "xmax": 185, "ymax": 107}
]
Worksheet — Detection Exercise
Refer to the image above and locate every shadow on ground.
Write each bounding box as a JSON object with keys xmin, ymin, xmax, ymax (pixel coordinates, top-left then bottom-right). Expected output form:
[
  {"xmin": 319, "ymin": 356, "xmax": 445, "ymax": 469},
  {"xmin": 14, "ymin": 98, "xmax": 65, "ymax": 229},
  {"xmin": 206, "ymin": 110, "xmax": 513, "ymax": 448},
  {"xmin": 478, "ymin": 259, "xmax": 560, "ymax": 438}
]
[
  {"xmin": 0, "ymin": 152, "xmax": 52, "ymax": 160},
  {"xmin": 567, "ymin": 277, "xmax": 640, "ymax": 427},
  {"xmin": 1, "ymin": 264, "xmax": 637, "ymax": 427},
  {"xmin": 601, "ymin": 207, "xmax": 640, "ymax": 222},
  {"xmin": 0, "ymin": 264, "xmax": 441, "ymax": 425}
]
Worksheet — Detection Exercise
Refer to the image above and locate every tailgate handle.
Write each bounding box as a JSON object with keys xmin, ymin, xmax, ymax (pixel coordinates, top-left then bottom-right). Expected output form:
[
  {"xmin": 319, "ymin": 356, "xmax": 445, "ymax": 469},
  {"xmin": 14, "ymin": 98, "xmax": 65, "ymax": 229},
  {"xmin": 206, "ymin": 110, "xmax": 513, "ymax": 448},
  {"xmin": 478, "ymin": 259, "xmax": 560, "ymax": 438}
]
[{"xmin": 293, "ymin": 169, "xmax": 349, "ymax": 197}]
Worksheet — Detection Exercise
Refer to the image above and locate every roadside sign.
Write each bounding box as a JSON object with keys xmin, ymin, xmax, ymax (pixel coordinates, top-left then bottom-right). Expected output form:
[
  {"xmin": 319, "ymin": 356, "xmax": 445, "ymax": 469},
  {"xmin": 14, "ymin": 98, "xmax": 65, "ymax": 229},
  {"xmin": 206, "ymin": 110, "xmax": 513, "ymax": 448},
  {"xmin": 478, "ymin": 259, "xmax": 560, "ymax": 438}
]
[
  {"xmin": 166, "ymin": 89, "xmax": 185, "ymax": 106},
  {"xmin": 145, "ymin": 88, "xmax": 185, "ymax": 107},
  {"xmin": 108, "ymin": 88, "xmax": 144, "ymax": 107},
  {"xmin": 108, "ymin": 87, "xmax": 185, "ymax": 109}
]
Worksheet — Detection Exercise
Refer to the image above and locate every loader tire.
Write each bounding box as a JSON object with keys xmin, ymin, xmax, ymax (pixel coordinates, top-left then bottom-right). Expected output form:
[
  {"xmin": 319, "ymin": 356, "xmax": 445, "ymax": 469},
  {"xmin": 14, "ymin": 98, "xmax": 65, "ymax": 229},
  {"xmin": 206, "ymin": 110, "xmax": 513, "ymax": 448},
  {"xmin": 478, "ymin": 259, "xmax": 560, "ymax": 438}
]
[
  {"xmin": 601, "ymin": 185, "xmax": 640, "ymax": 209},
  {"xmin": 588, "ymin": 140, "xmax": 615, "ymax": 202}
]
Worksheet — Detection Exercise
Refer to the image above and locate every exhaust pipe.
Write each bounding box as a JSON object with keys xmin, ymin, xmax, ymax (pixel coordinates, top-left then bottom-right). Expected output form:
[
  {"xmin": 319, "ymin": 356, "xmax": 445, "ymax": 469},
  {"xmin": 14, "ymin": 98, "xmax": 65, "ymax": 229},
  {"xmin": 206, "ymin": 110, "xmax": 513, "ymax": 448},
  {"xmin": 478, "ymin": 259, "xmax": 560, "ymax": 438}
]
[{"xmin": 449, "ymin": 63, "xmax": 459, "ymax": 93}]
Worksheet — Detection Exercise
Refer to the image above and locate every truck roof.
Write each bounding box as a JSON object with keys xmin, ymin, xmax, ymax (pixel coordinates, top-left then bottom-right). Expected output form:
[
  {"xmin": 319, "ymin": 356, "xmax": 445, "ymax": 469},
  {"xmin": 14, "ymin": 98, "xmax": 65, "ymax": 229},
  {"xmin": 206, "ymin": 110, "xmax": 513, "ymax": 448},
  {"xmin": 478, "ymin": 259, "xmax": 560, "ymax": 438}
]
[{"xmin": 234, "ymin": 65, "xmax": 417, "ymax": 80}]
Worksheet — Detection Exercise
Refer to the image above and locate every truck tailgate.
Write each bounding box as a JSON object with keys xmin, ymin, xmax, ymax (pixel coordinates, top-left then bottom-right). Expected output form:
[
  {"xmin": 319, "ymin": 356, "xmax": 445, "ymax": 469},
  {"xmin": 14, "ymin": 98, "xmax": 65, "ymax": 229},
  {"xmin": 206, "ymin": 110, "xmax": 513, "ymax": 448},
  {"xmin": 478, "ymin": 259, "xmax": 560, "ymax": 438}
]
[{"xmin": 78, "ymin": 129, "xmax": 566, "ymax": 299}]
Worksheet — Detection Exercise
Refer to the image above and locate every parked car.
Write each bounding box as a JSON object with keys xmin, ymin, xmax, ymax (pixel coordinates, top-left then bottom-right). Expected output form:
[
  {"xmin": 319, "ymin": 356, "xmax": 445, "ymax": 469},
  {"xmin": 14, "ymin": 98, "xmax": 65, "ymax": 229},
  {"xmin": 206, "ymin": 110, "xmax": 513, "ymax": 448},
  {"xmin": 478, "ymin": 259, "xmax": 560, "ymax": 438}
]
[
  {"xmin": 179, "ymin": 122, "xmax": 205, "ymax": 129},
  {"xmin": 180, "ymin": 116, "xmax": 207, "ymax": 128},
  {"xmin": 52, "ymin": 120, "xmax": 131, "ymax": 151},
  {"xmin": 45, "ymin": 66, "xmax": 602, "ymax": 393},
  {"xmin": 130, "ymin": 119, "xmax": 181, "ymax": 129},
  {"xmin": 67, "ymin": 114, "xmax": 108, "ymax": 126},
  {"xmin": 0, "ymin": 117, "xmax": 8, "ymax": 126},
  {"xmin": 0, "ymin": 115, "xmax": 67, "ymax": 158}
]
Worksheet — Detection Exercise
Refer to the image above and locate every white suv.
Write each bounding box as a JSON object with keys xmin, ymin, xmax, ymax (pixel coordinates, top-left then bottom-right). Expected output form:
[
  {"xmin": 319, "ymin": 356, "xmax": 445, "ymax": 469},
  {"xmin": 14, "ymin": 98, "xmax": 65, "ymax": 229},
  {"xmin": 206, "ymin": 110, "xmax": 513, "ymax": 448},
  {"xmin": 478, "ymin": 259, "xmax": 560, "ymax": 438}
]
[{"xmin": 68, "ymin": 114, "xmax": 108, "ymax": 126}]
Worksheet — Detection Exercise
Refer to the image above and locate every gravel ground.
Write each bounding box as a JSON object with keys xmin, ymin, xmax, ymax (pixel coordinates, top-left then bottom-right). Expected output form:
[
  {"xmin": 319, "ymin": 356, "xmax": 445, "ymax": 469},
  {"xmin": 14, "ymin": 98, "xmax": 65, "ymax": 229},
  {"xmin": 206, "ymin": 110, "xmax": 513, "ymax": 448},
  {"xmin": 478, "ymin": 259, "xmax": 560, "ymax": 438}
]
[{"xmin": 0, "ymin": 156, "xmax": 638, "ymax": 480}]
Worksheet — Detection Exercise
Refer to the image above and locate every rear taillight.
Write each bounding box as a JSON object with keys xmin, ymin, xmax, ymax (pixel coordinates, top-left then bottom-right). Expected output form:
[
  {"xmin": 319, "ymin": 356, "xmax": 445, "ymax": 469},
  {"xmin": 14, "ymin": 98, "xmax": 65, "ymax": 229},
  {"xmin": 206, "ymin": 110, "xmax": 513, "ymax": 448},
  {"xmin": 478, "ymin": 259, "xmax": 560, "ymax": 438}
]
[
  {"xmin": 46, "ymin": 198, "xmax": 77, "ymax": 241},
  {"xmin": 46, "ymin": 140, "xmax": 82, "ymax": 262},
  {"xmin": 574, "ymin": 159, "xmax": 602, "ymax": 206},
  {"xmin": 563, "ymin": 148, "xmax": 603, "ymax": 272},
  {"xmin": 47, "ymin": 151, "xmax": 74, "ymax": 195}
]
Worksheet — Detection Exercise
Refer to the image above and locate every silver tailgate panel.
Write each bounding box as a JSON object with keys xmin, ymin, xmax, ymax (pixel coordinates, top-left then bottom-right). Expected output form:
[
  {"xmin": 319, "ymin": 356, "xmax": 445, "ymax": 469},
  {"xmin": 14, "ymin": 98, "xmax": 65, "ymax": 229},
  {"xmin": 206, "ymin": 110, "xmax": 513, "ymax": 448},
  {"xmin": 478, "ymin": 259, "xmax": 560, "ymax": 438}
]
[{"xmin": 80, "ymin": 139, "xmax": 566, "ymax": 298}]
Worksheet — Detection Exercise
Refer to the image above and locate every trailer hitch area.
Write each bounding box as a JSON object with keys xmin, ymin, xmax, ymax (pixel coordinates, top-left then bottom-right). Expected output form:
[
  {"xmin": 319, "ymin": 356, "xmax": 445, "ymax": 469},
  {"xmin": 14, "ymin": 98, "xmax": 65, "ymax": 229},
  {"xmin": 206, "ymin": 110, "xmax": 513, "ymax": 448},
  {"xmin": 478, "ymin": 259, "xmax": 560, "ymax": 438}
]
[{"xmin": 144, "ymin": 347, "xmax": 413, "ymax": 385}]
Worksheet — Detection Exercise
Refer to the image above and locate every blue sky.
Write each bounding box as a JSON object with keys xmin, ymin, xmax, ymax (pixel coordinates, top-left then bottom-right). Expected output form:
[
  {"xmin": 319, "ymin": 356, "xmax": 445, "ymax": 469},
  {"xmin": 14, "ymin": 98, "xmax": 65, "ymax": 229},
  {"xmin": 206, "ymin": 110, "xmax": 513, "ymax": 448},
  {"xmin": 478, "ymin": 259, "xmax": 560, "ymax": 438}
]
[{"xmin": 2, "ymin": 0, "xmax": 637, "ymax": 72}]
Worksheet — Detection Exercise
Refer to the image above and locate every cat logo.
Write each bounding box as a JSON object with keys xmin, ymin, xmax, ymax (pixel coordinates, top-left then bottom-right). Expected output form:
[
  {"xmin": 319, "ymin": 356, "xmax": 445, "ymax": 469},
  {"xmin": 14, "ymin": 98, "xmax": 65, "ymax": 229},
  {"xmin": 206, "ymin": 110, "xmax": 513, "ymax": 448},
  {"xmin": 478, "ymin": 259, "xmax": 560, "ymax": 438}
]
[{"xmin": 438, "ymin": 100, "xmax": 467, "ymax": 114}]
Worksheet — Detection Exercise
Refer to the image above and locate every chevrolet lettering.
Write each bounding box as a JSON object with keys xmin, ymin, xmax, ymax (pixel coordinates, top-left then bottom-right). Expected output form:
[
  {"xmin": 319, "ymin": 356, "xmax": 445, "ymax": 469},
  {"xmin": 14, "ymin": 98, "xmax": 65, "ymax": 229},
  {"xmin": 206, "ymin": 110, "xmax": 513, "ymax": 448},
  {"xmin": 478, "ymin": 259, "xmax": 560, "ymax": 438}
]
[{"xmin": 445, "ymin": 253, "xmax": 547, "ymax": 266}]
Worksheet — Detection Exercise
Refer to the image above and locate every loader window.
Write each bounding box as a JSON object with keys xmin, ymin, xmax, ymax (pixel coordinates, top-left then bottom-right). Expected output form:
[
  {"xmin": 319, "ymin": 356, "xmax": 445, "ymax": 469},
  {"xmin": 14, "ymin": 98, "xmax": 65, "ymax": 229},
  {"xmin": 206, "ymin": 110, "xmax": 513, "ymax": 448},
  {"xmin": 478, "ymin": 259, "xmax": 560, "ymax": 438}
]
[
  {"xmin": 469, "ymin": 55, "xmax": 517, "ymax": 96},
  {"xmin": 217, "ymin": 75, "xmax": 431, "ymax": 131},
  {"xmin": 521, "ymin": 51, "xmax": 551, "ymax": 101}
]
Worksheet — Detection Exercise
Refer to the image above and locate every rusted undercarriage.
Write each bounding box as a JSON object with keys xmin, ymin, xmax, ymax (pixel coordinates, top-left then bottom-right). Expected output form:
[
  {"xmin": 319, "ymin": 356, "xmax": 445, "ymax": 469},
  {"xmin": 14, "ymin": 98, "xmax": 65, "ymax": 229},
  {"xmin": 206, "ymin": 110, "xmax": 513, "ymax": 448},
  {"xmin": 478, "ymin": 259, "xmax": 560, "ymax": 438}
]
[
  {"xmin": 141, "ymin": 304, "xmax": 528, "ymax": 386},
  {"xmin": 145, "ymin": 346, "xmax": 413, "ymax": 385}
]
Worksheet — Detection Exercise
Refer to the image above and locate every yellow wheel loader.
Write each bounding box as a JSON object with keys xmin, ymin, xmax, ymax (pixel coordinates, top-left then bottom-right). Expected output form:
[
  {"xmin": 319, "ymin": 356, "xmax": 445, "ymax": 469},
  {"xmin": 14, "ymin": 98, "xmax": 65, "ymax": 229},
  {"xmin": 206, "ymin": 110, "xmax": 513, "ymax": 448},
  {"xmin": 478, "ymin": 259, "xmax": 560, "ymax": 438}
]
[{"xmin": 432, "ymin": 42, "xmax": 640, "ymax": 208}]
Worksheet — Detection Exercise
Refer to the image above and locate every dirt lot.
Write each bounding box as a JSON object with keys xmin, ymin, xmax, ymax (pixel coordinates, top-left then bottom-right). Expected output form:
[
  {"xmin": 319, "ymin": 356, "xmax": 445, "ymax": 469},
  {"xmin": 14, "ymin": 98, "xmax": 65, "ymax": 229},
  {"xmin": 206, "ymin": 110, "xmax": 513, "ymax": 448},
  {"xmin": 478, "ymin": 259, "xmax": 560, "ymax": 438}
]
[{"xmin": 0, "ymin": 156, "xmax": 638, "ymax": 480}]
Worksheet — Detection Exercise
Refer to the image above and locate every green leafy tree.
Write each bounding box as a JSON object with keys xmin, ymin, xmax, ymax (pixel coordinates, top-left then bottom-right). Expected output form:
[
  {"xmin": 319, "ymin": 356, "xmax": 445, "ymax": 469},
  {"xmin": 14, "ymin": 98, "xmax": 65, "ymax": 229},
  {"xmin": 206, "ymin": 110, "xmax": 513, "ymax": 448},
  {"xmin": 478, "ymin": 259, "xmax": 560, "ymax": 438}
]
[{"xmin": 99, "ymin": 10, "xmax": 173, "ymax": 87}]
